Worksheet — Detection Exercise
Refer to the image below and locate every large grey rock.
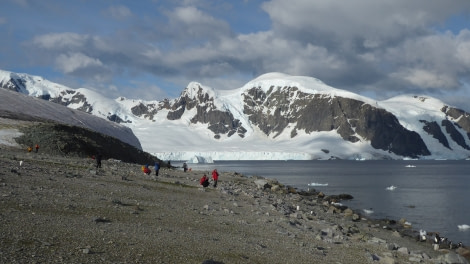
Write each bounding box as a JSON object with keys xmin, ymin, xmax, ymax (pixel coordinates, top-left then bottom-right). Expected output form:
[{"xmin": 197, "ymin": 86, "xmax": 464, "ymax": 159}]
[
  {"xmin": 254, "ymin": 179, "xmax": 270, "ymax": 189},
  {"xmin": 435, "ymin": 251, "xmax": 469, "ymax": 264}
]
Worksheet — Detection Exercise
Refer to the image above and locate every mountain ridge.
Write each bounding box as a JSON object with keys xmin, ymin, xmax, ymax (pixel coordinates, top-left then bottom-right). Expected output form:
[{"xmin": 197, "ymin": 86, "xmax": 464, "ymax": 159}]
[{"xmin": 1, "ymin": 69, "xmax": 470, "ymax": 160}]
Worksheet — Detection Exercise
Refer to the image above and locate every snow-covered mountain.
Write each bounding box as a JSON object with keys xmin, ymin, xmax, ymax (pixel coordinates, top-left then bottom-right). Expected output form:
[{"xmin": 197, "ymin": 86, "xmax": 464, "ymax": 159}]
[{"xmin": 1, "ymin": 69, "xmax": 470, "ymax": 161}]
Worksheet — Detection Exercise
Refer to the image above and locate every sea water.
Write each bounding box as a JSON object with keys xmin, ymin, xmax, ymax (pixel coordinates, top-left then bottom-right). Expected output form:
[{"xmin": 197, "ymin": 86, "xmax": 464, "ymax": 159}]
[{"xmin": 183, "ymin": 160, "xmax": 470, "ymax": 246}]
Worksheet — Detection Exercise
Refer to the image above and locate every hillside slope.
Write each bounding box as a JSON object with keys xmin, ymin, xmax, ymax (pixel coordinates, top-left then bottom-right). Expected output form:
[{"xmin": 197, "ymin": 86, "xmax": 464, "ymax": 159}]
[{"xmin": 0, "ymin": 88, "xmax": 141, "ymax": 149}]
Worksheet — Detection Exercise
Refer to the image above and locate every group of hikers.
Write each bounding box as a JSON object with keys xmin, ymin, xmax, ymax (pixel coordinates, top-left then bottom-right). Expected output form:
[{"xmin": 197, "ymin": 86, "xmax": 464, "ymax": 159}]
[
  {"xmin": 139, "ymin": 161, "xmax": 220, "ymax": 188},
  {"xmin": 199, "ymin": 169, "xmax": 219, "ymax": 188},
  {"xmin": 91, "ymin": 154, "xmax": 221, "ymax": 188},
  {"xmin": 27, "ymin": 144, "xmax": 39, "ymax": 153},
  {"xmin": 141, "ymin": 161, "xmax": 160, "ymax": 176}
]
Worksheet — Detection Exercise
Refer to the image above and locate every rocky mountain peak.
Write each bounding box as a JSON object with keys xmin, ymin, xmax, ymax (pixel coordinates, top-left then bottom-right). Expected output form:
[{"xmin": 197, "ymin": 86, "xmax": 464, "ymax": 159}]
[{"xmin": 2, "ymin": 69, "xmax": 470, "ymax": 160}]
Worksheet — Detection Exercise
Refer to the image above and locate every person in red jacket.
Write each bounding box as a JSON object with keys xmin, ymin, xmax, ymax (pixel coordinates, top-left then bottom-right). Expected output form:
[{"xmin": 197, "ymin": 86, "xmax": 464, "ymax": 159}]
[
  {"xmin": 212, "ymin": 169, "xmax": 219, "ymax": 187},
  {"xmin": 200, "ymin": 174, "xmax": 209, "ymax": 187},
  {"xmin": 143, "ymin": 164, "xmax": 151, "ymax": 175}
]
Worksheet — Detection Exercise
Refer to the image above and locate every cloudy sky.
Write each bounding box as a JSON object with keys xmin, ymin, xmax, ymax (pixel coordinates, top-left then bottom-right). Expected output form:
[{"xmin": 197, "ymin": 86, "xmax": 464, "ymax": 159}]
[{"xmin": 1, "ymin": 0, "xmax": 470, "ymax": 110}]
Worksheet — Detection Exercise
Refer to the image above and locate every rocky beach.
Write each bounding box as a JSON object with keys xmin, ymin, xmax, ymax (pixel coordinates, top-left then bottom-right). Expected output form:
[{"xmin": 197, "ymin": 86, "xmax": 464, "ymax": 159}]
[{"xmin": 1, "ymin": 145, "xmax": 469, "ymax": 264}]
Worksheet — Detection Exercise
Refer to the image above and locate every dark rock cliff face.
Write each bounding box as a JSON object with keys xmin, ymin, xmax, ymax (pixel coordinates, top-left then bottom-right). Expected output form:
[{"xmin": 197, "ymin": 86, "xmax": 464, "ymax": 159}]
[
  {"xmin": 50, "ymin": 91, "xmax": 94, "ymax": 113},
  {"xmin": 441, "ymin": 119, "xmax": 470, "ymax": 150},
  {"xmin": 420, "ymin": 120, "xmax": 451, "ymax": 149},
  {"xmin": 242, "ymin": 86, "xmax": 430, "ymax": 158},
  {"xmin": 442, "ymin": 106, "xmax": 470, "ymax": 141},
  {"xmin": 166, "ymin": 85, "xmax": 247, "ymax": 139},
  {"xmin": 130, "ymin": 103, "xmax": 159, "ymax": 120},
  {"xmin": 0, "ymin": 77, "xmax": 25, "ymax": 92}
]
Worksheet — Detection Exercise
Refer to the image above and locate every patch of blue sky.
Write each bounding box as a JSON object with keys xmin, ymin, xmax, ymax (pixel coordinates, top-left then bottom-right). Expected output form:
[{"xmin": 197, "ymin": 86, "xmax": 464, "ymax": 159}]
[{"xmin": 433, "ymin": 14, "xmax": 470, "ymax": 34}]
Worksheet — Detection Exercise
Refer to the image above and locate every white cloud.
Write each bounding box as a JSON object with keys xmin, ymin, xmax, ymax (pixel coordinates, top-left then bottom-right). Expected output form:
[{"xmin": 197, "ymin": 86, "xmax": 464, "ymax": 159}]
[
  {"xmin": 55, "ymin": 52, "xmax": 103, "ymax": 74},
  {"xmin": 253, "ymin": 0, "xmax": 470, "ymax": 96},
  {"xmin": 262, "ymin": 0, "xmax": 470, "ymax": 41},
  {"xmin": 106, "ymin": 5, "xmax": 132, "ymax": 19},
  {"xmin": 166, "ymin": 5, "xmax": 231, "ymax": 41},
  {"xmin": 380, "ymin": 30, "xmax": 470, "ymax": 91},
  {"xmin": 393, "ymin": 69, "xmax": 457, "ymax": 89},
  {"xmin": 32, "ymin": 33, "xmax": 90, "ymax": 50}
]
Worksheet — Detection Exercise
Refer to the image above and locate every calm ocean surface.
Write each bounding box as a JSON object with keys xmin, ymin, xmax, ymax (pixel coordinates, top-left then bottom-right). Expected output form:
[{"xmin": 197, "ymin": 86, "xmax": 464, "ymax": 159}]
[{"xmin": 182, "ymin": 160, "xmax": 470, "ymax": 245}]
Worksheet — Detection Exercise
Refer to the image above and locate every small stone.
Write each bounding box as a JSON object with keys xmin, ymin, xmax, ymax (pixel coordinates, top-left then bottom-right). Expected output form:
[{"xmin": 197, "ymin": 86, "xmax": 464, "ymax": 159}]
[{"xmin": 352, "ymin": 214, "xmax": 360, "ymax": 221}]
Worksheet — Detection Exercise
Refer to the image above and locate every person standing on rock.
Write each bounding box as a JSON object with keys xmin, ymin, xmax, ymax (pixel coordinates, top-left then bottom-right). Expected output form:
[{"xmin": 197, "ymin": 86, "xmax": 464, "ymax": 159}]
[
  {"xmin": 35, "ymin": 144, "xmax": 39, "ymax": 153},
  {"xmin": 211, "ymin": 169, "xmax": 219, "ymax": 187},
  {"xmin": 154, "ymin": 161, "xmax": 160, "ymax": 176},
  {"xmin": 200, "ymin": 174, "xmax": 209, "ymax": 187},
  {"xmin": 182, "ymin": 162, "xmax": 188, "ymax": 172}
]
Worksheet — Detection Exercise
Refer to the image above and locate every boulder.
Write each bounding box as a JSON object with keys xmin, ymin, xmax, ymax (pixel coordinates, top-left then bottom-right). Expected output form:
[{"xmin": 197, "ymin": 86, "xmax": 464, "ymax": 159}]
[
  {"xmin": 436, "ymin": 252, "xmax": 469, "ymax": 264},
  {"xmin": 254, "ymin": 179, "xmax": 270, "ymax": 190}
]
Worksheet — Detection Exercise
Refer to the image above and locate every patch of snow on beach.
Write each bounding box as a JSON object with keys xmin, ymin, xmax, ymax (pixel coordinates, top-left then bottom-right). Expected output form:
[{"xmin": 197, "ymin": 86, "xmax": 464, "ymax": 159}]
[{"xmin": 0, "ymin": 128, "xmax": 22, "ymax": 147}]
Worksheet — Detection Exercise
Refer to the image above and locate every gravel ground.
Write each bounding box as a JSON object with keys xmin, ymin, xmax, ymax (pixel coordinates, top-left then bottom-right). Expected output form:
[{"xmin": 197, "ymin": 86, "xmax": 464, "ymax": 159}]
[{"xmin": 0, "ymin": 132, "xmax": 469, "ymax": 264}]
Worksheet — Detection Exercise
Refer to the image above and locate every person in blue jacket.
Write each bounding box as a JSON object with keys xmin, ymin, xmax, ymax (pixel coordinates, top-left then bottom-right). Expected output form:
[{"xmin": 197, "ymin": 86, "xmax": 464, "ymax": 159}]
[{"xmin": 154, "ymin": 161, "xmax": 160, "ymax": 176}]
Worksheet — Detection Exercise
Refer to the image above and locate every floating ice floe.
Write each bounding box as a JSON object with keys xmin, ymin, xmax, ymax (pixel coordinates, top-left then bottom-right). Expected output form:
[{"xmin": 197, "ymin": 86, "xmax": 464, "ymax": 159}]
[
  {"xmin": 307, "ymin": 182, "xmax": 328, "ymax": 187},
  {"xmin": 405, "ymin": 165, "xmax": 416, "ymax": 168},
  {"xmin": 363, "ymin": 209, "xmax": 374, "ymax": 214},
  {"xmin": 385, "ymin": 185, "xmax": 397, "ymax": 191},
  {"xmin": 458, "ymin": 224, "xmax": 470, "ymax": 230}
]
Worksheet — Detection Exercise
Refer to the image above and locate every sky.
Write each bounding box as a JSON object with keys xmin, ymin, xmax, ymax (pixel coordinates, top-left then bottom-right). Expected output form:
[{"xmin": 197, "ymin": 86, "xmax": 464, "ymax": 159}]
[{"xmin": 1, "ymin": 0, "xmax": 470, "ymax": 111}]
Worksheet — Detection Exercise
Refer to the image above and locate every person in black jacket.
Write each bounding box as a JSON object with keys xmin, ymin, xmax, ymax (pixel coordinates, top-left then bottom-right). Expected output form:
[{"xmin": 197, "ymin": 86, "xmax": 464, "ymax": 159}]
[{"xmin": 96, "ymin": 153, "xmax": 102, "ymax": 168}]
